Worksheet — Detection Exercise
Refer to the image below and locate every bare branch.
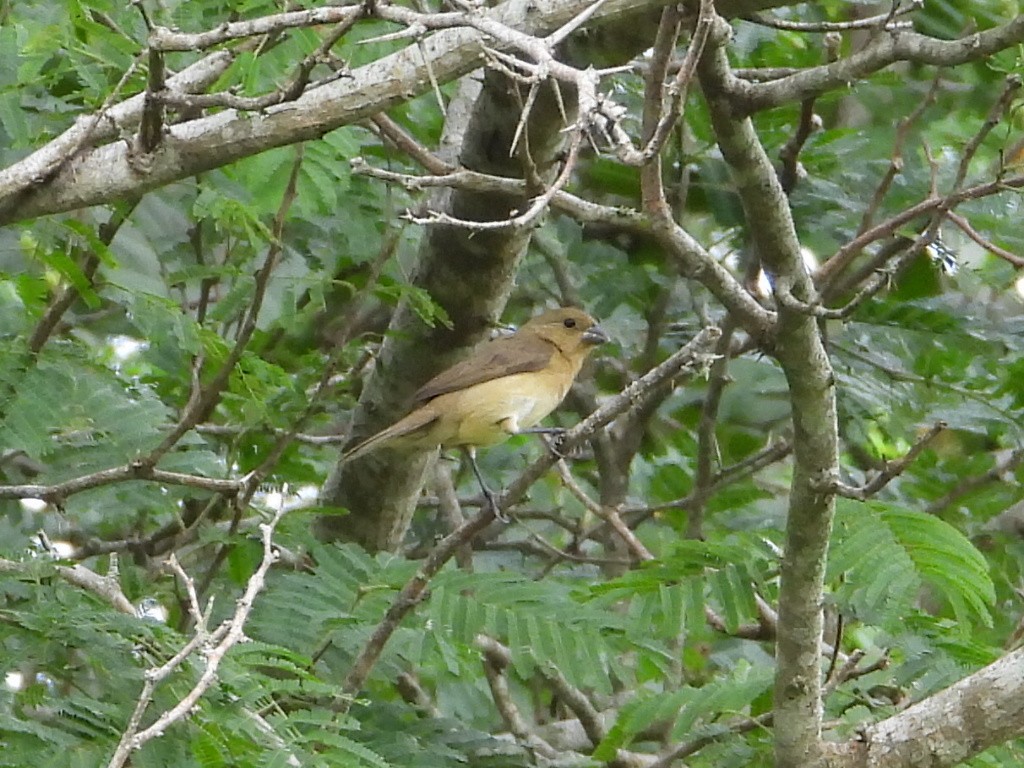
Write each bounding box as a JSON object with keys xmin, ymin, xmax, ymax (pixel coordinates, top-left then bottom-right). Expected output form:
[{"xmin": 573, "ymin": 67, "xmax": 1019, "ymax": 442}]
[
  {"xmin": 0, "ymin": 50, "xmax": 233, "ymax": 219},
  {"xmin": 165, "ymin": 555, "xmax": 208, "ymax": 628},
  {"xmin": 825, "ymin": 647, "xmax": 1024, "ymax": 767},
  {"xmin": 819, "ymin": 421, "xmax": 947, "ymax": 501},
  {"xmin": 651, "ymin": 711, "xmax": 773, "ymax": 767},
  {"xmin": 686, "ymin": 322, "xmax": 735, "ymax": 538},
  {"xmin": 196, "ymin": 424, "xmax": 348, "ymax": 445},
  {"xmin": 368, "ymin": 113, "xmax": 453, "ymax": 174},
  {"xmin": 858, "ymin": 73, "xmax": 942, "ymax": 235},
  {"xmin": 406, "ymin": 128, "xmax": 584, "ymax": 231},
  {"xmin": 149, "ymin": 145, "xmax": 303, "ymax": 465},
  {"xmin": 351, "ymin": 158, "xmax": 651, "ymax": 231},
  {"xmin": 336, "ymin": 509, "xmax": 497, "ymax": 711},
  {"xmin": 0, "ymin": 463, "xmax": 243, "ymax": 504},
  {"xmin": 817, "ymin": 168, "xmax": 1024, "ymax": 292},
  {"xmin": 475, "ymin": 635, "xmax": 557, "ymax": 755},
  {"xmin": 743, "ymin": 4, "xmax": 920, "ymax": 33},
  {"xmin": 638, "ymin": 0, "xmax": 715, "ymax": 162},
  {"xmin": 157, "ymin": 14, "xmax": 361, "ymax": 114},
  {"xmin": 554, "ymin": 459, "xmax": 652, "ymax": 562},
  {"xmin": 537, "ymin": 661, "xmax": 607, "ymax": 746},
  {"xmin": 107, "ymin": 507, "xmax": 287, "ymax": 768},
  {"xmin": 928, "ymin": 447, "xmax": 1024, "ymax": 515},
  {"xmin": 0, "ymin": 558, "xmax": 135, "ymax": 615},
  {"xmin": 951, "ymin": 74, "xmax": 1022, "ymax": 192},
  {"xmin": 149, "ymin": 6, "xmax": 361, "ymax": 51},
  {"xmin": 732, "ymin": 16, "xmax": 1024, "ymax": 113},
  {"xmin": 777, "ymin": 96, "xmax": 819, "ymax": 194},
  {"xmin": 431, "ymin": 461, "xmax": 474, "ymax": 570},
  {"xmin": 27, "ymin": 202, "xmax": 137, "ymax": 354},
  {"xmin": 947, "ymin": 209, "xmax": 1024, "ymax": 267}
]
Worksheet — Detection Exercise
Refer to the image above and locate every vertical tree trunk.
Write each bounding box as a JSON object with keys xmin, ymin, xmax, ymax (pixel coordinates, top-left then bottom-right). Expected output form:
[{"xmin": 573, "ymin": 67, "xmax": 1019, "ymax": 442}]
[{"xmin": 318, "ymin": 72, "xmax": 577, "ymax": 551}]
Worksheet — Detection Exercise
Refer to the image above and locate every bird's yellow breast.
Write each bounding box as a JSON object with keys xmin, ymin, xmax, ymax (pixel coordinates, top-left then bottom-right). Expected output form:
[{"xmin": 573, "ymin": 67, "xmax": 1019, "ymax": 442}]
[{"xmin": 427, "ymin": 368, "xmax": 573, "ymax": 449}]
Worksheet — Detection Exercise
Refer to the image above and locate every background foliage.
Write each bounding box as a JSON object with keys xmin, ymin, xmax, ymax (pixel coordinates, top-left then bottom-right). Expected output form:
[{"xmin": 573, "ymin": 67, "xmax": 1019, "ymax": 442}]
[{"xmin": 2, "ymin": 0, "xmax": 1024, "ymax": 766}]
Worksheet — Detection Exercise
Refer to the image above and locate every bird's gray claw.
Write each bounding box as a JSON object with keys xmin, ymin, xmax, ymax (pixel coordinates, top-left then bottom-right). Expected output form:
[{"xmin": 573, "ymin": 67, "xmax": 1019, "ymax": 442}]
[{"xmin": 543, "ymin": 429, "xmax": 569, "ymax": 459}]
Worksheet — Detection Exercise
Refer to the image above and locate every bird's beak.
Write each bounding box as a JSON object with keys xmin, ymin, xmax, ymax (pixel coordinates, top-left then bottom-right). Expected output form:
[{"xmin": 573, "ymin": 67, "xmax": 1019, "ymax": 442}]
[{"xmin": 583, "ymin": 324, "xmax": 610, "ymax": 345}]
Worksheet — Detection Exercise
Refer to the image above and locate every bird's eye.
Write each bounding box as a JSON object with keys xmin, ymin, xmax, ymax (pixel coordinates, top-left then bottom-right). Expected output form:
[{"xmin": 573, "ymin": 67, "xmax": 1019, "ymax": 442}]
[{"xmin": 562, "ymin": 318, "xmax": 577, "ymax": 329}]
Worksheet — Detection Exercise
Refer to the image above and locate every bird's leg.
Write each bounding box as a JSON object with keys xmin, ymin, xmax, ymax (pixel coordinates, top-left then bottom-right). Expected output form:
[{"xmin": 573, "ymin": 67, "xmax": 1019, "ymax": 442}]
[{"xmin": 464, "ymin": 447, "xmax": 509, "ymax": 523}]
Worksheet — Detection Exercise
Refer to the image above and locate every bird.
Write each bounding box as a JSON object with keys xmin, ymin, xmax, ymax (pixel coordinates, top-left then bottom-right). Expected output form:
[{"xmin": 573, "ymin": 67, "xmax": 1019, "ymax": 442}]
[{"xmin": 342, "ymin": 306, "xmax": 609, "ymax": 516}]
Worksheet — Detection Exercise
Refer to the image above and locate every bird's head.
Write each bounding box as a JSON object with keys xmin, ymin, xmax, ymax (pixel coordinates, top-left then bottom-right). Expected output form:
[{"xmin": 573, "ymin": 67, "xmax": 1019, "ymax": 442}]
[{"xmin": 522, "ymin": 307, "xmax": 610, "ymax": 356}]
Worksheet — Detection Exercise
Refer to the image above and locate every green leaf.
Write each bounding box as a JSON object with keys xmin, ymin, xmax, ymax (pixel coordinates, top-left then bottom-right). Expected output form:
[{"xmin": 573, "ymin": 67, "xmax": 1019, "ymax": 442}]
[
  {"xmin": 595, "ymin": 689, "xmax": 694, "ymax": 759},
  {"xmin": 830, "ymin": 501, "xmax": 995, "ymax": 630}
]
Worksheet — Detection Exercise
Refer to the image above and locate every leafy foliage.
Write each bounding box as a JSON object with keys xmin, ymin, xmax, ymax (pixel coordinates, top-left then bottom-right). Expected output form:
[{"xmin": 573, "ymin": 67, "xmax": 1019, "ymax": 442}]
[
  {"xmin": 2, "ymin": 0, "xmax": 1024, "ymax": 766},
  {"xmin": 829, "ymin": 501, "xmax": 996, "ymax": 634}
]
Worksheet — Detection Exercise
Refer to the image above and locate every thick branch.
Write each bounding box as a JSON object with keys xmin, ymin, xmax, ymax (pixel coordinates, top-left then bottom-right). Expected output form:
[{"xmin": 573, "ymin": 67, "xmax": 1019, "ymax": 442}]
[
  {"xmin": 825, "ymin": 648, "xmax": 1024, "ymax": 768},
  {"xmin": 698, "ymin": 13, "xmax": 839, "ymax": 767},
  {"xmin": 0, "ymin": 0, "xmax": 805, "ymax": 225},
  {"xmin": 0, "ymin": 51, "xmax": 234, "ymax": 220},
  {"xmin": 0, "ymin": 0, "xmax": 665, "ymax": 225},
  {"xmin": 731, "ymin": 16, "xmax": 1024, "ymax": 113}
]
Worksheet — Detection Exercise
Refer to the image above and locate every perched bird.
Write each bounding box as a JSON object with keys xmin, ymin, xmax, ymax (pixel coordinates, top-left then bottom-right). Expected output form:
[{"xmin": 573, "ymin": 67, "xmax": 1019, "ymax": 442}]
[{"xmin": 343, "ymin": 307, "xmax": 609, "ymax": 514}]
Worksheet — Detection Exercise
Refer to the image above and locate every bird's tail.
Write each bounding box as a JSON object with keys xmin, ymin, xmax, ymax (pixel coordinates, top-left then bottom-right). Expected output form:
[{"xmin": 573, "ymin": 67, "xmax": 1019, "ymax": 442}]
[{"xmin": 342, "ymin": 408, "xmax": 440, "ymax": 463}]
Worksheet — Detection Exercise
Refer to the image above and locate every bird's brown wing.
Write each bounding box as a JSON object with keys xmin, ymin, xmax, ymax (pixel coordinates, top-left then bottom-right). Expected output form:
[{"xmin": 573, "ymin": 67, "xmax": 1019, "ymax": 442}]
[
  {"xmin": 413, "ymin": 334, "xmax": 555, "ymax": 404},
  {"xmin": 342, "ymin": 405, "xmax": 442, "ymax": 461}
]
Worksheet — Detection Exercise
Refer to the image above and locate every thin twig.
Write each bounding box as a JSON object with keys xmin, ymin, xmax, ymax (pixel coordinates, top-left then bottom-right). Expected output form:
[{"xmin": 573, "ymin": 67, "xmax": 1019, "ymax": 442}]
[
  {"xmin": 432, "ymin": 461, "xmax": 473, "ymax": 570},
  {"xmin": 743, "ymin": 5, "xmax": 919, "ymax": 33},
  {"xmin": 475, "ymin": 635, "xmax": 556, "ymax": 753},
  {"xmin": 650, "ymin": 712, "xmax": 773, "ymax": 768},
  {"xmin": 166, "ymin": 554, "xmax": 207, "ymax": 627},
  {"xmin": 554, "ymin": 460, "xmax": 652, "ymax": 562},
  {"xmin": 27, "ymin": 201, "xmax": 138, "ymax": 353},
  {"xmin": 369, "ymin": 114, "xmax": 452, "ymax": 174},
  {"xmin": 639, "ymin": 0, "xmax": 715, "ymax": 163},
  {"xmin": 777, "ymin": 97, "xmax": 818, "ymax": 194},
  {"xmin": 196, "ymin": 424, "xmax": 347, "ymax": 444},
  {"xmin": 687, "ymin": 323, "xmax": 735, "ymax": 538},
  {"xmin": 858, "ymin": 73, "xmax": 942, "ymax": 235},
  {"xmin": 538, "ymin": 661, "xmax": 606, "ymax": 745},
  {"xmin": 0, "ymin": 463, "xmax": 242, "ymax": 504},
  {"xmin": 406, "ymin": 128, "xmax": 584, "ymax": 231},
  {"xmin": 158, "ymin": 14, "xmax": 359, "ymax": 113},
  {"xmin": 106, "ymin": 507, "xmax": 287, "ymax": 768},
  {"xmin": 148, "ymin": 145, "xmax": 304, "ymax": 464},
  {"xmin": 149, "ymin": 6, "xmax": 361, "ymax": 51},
  {"xmin": 821, "ymin": 421, "xmax": 947, "ymax": 501},
  {"xmin": 951, "ymin": 74, "xmax": 1022, "ymax": 192},
  {"xmin": 947, "ymin": 210, "xmax": 1024, "ymax": 267},
  {"xmin": 928, "ymin": 447, "xmax": 1024, "ymax": 515},
  {"xmin": 335, "ymin": 510, "xmax": 497, "ymax": 711},
  {"xmin": 482, "ymin": 537, "xmax": 632, "ymax": 567}
]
